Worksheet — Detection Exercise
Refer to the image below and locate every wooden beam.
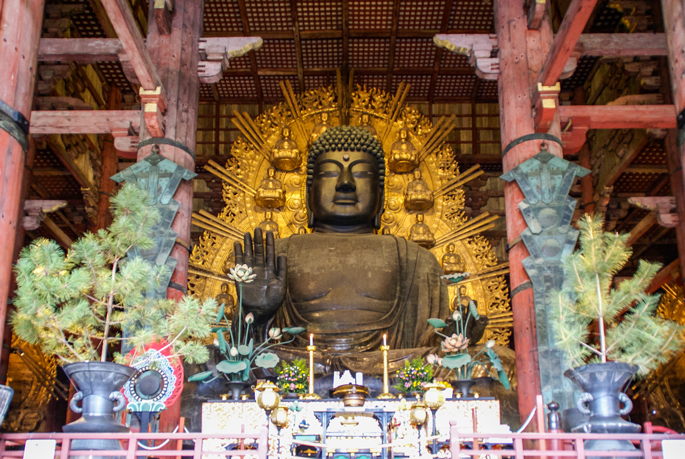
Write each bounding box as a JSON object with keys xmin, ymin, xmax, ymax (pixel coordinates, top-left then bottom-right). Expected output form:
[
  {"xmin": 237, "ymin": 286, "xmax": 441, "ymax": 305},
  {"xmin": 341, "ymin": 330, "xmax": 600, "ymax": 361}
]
[
  {"xmin": 646, "ymin": 258, "xmax": 681, "ymax": 293},
  {"xmin": 626, "ymin": 212, "xmax": 657, "ymax": 246},
  {"xmin": 289, "ymin": 0, "xmax": 304, "ymax": 92},
  {"xmin": 100, "ymin": 0, "xmax": 162, "ymax": 91},
  {"xmin": 43, "ymin": 216, "xmax": 73, "ymax": 249},
  {"xmin": 30, "ymin": 110, "xmax": 140, "ymax": 134},
  {"xmin": 559, "ymin": 105, "xmax": 677, "ymax": 130},
  {"xmin": 385, "ymin": 0, "xmax": 400, "ymax": 93},
  {"xmin": 576, "ymin": 33, "xmax": 667, "ymax": 57},
  {"xmin": 38, "ymin": 38, "xmax": 123, "ymax": 62},
  {"xmin": 538, "ymin": 0, "xmax": 599, "ymax": 86}
]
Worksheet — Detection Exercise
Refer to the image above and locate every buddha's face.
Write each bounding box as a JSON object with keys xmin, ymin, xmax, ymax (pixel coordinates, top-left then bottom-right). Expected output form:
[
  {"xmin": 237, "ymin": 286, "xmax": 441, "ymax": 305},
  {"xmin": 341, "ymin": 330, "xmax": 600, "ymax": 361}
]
[
  {"xmin": 400, "ymin": 129, "xmax": 408, "ymax": 140},
  {"xmin": 282, "ymin": 127, "xmax": 291, "ymax": 138},
  {"xmin": 221, "ymin": 283, "xmax": 229, "ymax": 293},
  {"xmin": 309, "ymin": 150, "xmax": 381, "ymax": 227}
]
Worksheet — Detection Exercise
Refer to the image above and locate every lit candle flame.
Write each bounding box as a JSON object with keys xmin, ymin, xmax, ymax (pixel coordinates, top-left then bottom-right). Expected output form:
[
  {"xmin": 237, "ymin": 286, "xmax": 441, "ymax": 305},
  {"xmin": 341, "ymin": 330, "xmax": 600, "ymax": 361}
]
[
  {"xmin": 383, "ymin": 334, "xmax": 387, "ymax": 346},
  {"xmin": 310, "ymin": 333, "xmax": 313, "ymax": 346}
]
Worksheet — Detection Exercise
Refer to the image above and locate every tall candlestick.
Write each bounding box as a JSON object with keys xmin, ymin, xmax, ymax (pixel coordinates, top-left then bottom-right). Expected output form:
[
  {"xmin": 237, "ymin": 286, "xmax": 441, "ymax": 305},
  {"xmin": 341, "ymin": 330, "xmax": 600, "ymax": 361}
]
[
  {"xmin": 377, "ymin": 343, "xmax": 395, "ymax": 399},
  {"xmin": 303, "ymin": 343, "xmax": 321, "ymax": 400}
]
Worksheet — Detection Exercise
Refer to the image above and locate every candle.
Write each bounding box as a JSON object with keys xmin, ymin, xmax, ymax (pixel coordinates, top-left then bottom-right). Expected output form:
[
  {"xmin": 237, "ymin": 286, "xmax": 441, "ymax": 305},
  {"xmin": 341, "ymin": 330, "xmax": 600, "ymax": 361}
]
[
  {"xmin": 310, "ymin": 334, "xmax": 313, "ymax": 346},
  {"xmin": 383, "ymin": 334, "xmax": 387, "ymax": 346}
]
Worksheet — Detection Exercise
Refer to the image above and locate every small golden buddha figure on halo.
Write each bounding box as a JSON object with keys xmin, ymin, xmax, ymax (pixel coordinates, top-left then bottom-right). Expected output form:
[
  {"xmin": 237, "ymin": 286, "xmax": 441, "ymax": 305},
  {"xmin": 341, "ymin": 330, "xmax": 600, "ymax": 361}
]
[
  {"xmin": 255, "ymin": 167, "xmax": 286, "ymax": 208},
  {"xmin": 272, "ymin": 126, "xmax": 301, "ymax": 171},
  {"xmin": 310, "ymin": 112, "xmax": 331, "ymax": 145},
  {"xmin": 453, "ymin": 285, "xmax": 472, "ymax": 311},
  {"xmin": 215, "ymin": 282, "xmax": 235, "ymax": 321},
  {"xmin": 359, "ymin": 113, "xmax": 378, "ymax": 137},
  {"xmin": 259, "ymin": 211, "xmax": 280, "ymax": 238},
  {"xmin": 404, "ymin": 169, "xmax": 434, "ymax": 211},
  {"xmin": 409, "ymin": 213, "xmax": 435, "ymax": 249},
  {"xmin": 441, "ymin": 243, "xmax": 465, "ymax": 274},
  {"xmin": 388, "ymin": 128, "xmax": 419, "ymax": 173}
]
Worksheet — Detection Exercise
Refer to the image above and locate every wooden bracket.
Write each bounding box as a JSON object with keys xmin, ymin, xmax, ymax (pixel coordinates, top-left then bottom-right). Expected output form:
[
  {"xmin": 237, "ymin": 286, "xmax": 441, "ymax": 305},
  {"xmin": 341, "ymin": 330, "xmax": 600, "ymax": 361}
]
[
  {"xmin": 113, "ymin": 136, "xmax": 139, "ymax": 159},
  {"xmin": 433, "ymin": 34, "xmax": 499, "ymax": 80},
  {"xmin": 560, "ymin": 116, "xmax": 590, "ymax": 155},
  {"xmin": 139, "ymin": 86, "xmax": 167, "ymax": 137},
  {"xmin": 197, "ymin": 37, "xmax": 263, "ymax": 83},
  {"xmin": 154, "ymin": 0, "xmax": 173, "ymax": 35},
  {"xmin": 533, "ymin": 82, "xmax": 560, "ymax": 133},
  {"xmin": 23, "ymin": 200, "xmax": 67, "ymax": 231},
  {"xmin": 527, "ymin": 0, "xmax": 546, "ymax": 30},
  {"xmin": 628, "ymin": 196, "xmax": 679, "ymax": 228}
]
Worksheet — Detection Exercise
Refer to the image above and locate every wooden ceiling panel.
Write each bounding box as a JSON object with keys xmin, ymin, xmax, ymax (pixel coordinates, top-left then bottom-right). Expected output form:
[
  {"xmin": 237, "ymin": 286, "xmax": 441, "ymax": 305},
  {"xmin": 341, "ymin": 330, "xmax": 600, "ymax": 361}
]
[
  {"xmin": 398, "ymin": 0, "xmax": 445, "ymax": 30},
  {"xmin": 393, "ymin": 38, "xmax": 436, "ymax": 68},
  {"xmin": 216, "ymin": 75, "xmax": 258, "ymax": 98},
  {"xmin": 204, "ymin": 0, "xmax": 243, "ymax": 33},
  {"xmin": 440, "ymin": 49, "xmax": 470, "ymax": 68},
  {"xmin": 304, "ymin": 74, "xmax": 336, "ymax": 90},
  {"xmin": 260, "ymin": 75, "xmax": 299, "ymax": 98},
  {"xmin": 561, "ymin": 55, "xmax": 598, "ymax": 92},
  {"xmin": 435, "ymin": 74, "xmax": 476, "ymax": 98},
  {"xmin": 349, "ymin": 38, "xmax": 390, "ymax": 68},
  {"xmin": 449, "ymin": 1, "xmax": 493, "ymax": 31},
  {"xmin": 354, "ymin": 73, "xmax": 388, "ymax": 90},
  {"xmin": 34, "ymin": 148, "xmax": 65, "ymax": 170},
  {"xmin": 391, "ymin": 74, "xmax": 431, "ymax": 98},
  {"xmin": 301, "ymin": 39, "xmax": 343, "ymax": 68},
  {"xmin": 70, "ymin": 7, "xmax": 106, "ymax": 38},
  {"xmin": 245, "ymin": 0, "xmax": 292, "ymax": 31},
  {"xmin": 254, "ymin": 39, "xmax": 298, "ymax": 68},
  {"xmin": 613, "ymin": 172, "xmax": 665, "ymax": 194},
  {"xmin": 227, "ymin": 54, "xmax": 252, "ymax": 69},
  {"xmin": 98, "ymin": 61, "xmax": 135, "ymax": 95},
  {"xmin": 200, "ymin": 84, "xmax": 215, "ymax": 99},
  {"xmin": 632, "ymin": 139, "xmax": 667, "ymax": 165},
  {"xmin": 36, "ymin": 175, "xmax": 84, "ymax": 200},
  {"xmin": 297, "ymin": 0, "xmax": 343, "ymax": 31},
  {"xmin": 349, "ymin": 0, "xmax": 393, "ymax": 29},
  {"xmin": 477, "ymin": 80, "xmax": 498, "ymax": 99}
]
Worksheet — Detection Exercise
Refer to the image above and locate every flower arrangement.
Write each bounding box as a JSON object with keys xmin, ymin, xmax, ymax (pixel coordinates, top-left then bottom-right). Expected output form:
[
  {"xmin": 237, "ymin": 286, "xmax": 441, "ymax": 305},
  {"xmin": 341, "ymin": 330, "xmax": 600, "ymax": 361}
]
[
  {"xmin": 550, "ymin": 214, "xmax": 685, "ymax": 375},
  {"xmin": 426, "ymin": 304, "xmax": 510, "ymax": 389},
  {"xmin": 190, "ymin": 264, "xmax": 305, "ymax": 383},
  {"xmin": 11, "ymin": 183, "xmax": 214, "ymax": 365},
  {"xmin": 275, "ymin": 358, "xmax": 308, "ymax": 395},
  {"xmin": 394, "ymin": 357, "xmax": 434, "ymax": 394}
]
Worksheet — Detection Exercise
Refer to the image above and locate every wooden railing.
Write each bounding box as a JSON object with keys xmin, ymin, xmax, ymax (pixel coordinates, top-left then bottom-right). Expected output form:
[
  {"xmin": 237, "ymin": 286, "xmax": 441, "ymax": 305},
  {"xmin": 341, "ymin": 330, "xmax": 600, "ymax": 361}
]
[
  {"xmin": 0, "ymin": 429, "xmax": 269, "ymax": 459},
  {"xmin": 448, "ymin": 420, "xmax": 684, "ymax": 459},
  {"xmin": 0, "ymin": 423, "xmax": 682, "ymax": 458}
]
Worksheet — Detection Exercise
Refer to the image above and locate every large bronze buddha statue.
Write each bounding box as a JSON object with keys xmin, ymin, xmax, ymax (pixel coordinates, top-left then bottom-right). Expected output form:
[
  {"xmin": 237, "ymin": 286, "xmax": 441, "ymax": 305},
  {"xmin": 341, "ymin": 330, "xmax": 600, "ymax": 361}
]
[{"xmin": 233, "ymin": 126, "xmax": 449, "ymax": 369}]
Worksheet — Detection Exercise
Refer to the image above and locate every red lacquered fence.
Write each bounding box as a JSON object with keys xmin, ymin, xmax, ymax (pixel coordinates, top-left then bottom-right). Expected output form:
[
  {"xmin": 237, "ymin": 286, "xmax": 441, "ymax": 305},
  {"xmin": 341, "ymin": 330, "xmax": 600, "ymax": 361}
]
[
  {"xmin": 0, "ymin": 430, "xmax": 269, "ymax": 459},
  {"xmin": 0, "ymin": 425, "xmax": 682, "ymax": 458}
]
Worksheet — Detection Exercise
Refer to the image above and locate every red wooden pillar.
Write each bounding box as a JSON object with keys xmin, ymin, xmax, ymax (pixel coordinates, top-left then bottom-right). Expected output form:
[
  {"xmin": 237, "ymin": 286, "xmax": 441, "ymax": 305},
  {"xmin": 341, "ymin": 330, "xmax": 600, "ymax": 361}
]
[
  {"xmin": 493, "ymin": 0, "xmax": 560, "ymax": 427},
  {"xmin": 91, "ymin": 86, "xmax": 122, "ymax": 232},
  {"xmin": 0, "ymin": 0, "xmax": 45, "ymax": 381},
  {"xmin": 137, "ymin": 0, "xmax": 202, "ymax": 431},
  {"xmin": 660, "ymin": 1, "xmax": 685, "ymax": 286}
]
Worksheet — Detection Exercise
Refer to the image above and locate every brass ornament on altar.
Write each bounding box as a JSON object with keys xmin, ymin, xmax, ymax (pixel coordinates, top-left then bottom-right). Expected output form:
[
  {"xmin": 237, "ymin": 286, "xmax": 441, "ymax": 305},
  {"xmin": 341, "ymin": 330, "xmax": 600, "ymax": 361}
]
[{"xmin": 189, "ymin": 78, "xmax": 512, "ymax": 346}]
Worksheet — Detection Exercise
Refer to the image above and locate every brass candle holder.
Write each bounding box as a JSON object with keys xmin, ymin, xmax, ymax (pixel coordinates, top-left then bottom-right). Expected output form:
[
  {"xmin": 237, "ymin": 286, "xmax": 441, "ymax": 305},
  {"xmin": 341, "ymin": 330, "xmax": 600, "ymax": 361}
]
[
  {"xmin": 302, "ymin": 344, "xmax": 321, "ymax": 400},
  {"xmin": 377, "ymin": 344, "xmax": 395, "ymax": 399}
]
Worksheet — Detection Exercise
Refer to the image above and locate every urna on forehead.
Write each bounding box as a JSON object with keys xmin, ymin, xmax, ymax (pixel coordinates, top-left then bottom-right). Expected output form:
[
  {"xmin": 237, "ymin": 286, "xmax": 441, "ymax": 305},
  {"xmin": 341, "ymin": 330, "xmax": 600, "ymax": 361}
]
[{"xmin": 306, "ymin": 125, "xmax": 385, "ymax": 188}]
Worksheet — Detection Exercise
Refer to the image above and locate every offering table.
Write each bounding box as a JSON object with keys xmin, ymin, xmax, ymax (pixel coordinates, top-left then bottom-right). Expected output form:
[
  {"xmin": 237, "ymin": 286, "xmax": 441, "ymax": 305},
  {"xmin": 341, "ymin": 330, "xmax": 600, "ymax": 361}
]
[{"xmin": 202, "ymin": 398, "xmax": 506, "ymax": 459}]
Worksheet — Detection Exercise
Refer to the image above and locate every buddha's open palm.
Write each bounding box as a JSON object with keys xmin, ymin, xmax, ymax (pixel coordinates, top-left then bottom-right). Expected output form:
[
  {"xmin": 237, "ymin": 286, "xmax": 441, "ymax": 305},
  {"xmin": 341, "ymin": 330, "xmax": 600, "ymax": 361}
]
[{"xmin": 233, "ymin": 228, "xmax": 287, "ymax": 324}]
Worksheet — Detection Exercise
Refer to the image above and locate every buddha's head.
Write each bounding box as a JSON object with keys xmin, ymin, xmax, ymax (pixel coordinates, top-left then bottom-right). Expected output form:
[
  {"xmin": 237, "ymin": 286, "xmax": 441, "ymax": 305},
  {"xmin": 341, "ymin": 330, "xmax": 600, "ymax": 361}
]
[
  {"xmin": 447, "ymin": 243, "xmax": 455, "ymax": 253},
  {"xmin": 399, "ymin": 129, "xmax": 408, "ymax": 140},
  {"xmin": 416, "ymin": 213, "xmax": 424, "ymax": 223},
  {"xmin": 361, "ymin": 113, "xmax": 370, "ymax": 125},
  {"xmin": 220, "ymin": 282, "xmax": 229, "ymax": 293},
  {"xmin": 459, "ymin": 285, "xmax": 467, "ymax": 296},
  {"xmin": 267, "ymin": 167, "xmax": 275, "ymax": 178},
  {"xmin": 306, "ymin": 125, "xmax": 385, "ymax": 230},
  {"xmin": 282, "ymin": 127, "xmax": 291, "ymax": 138},
  {"xmin": 321, "ymin": 112, "xmax": 329, "ymax": 123},
  {"xmin": 413, "ymin": 169, "xmax": 422, "ymax": 180},
  {"xmin": 265, "ymin": 211, "xmax": 273, "ymax": 220}
]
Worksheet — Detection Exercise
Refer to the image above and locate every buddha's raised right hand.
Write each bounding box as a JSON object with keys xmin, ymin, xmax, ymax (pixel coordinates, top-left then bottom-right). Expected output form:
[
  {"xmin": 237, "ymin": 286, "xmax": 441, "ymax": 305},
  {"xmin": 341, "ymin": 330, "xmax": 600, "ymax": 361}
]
[{"xmin": 233, "ymin": 228, "xmax": 287, "ymax": 324}]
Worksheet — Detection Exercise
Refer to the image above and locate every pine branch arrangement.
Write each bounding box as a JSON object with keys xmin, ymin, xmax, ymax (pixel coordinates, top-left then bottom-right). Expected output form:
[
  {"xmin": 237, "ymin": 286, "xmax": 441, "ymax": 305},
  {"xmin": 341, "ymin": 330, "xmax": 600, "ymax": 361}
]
[
  {"xmin": 11, "ymin": 183, "xmax": 215, "ymax": 366},
  {"xmin": 550, "ymin": 214, "xmax": 684, "ymax": 376}
]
